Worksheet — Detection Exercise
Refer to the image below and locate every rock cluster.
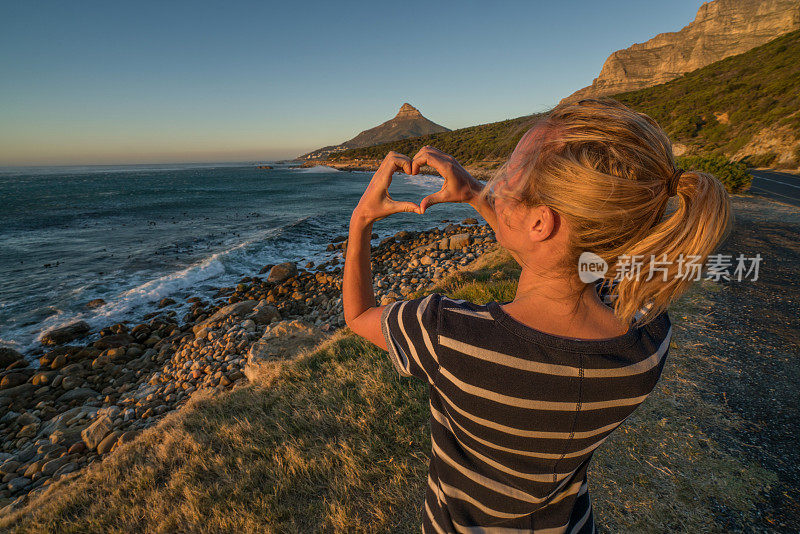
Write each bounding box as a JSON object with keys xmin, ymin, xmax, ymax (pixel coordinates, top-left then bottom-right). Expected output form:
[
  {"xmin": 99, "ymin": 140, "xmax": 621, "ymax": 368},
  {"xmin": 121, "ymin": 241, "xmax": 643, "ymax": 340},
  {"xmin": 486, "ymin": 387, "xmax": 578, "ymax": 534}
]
[{"xmin": 0, "ymin": 219, "xmax": 496, "ymax": 513}]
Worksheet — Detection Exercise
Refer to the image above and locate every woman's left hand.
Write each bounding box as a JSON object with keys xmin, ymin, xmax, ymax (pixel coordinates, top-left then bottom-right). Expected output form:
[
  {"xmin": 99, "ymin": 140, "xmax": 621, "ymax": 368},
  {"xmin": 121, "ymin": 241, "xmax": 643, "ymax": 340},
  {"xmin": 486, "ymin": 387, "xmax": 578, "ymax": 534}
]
[{"xmin": 352, "ymin": 152, "xmax": 421, "ymax": 224}]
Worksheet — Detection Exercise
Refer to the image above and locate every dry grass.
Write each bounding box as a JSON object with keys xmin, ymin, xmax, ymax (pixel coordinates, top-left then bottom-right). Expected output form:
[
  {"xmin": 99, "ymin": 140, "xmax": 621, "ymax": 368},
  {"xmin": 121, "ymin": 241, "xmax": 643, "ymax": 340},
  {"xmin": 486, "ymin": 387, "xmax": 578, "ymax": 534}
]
[
  {"xmin": 2, "ymin": 247, "xmax": 777, "ymax": 533},
  {"xmin": 590, "ymin": 280, "xmax": 777, "ymax": 532}
]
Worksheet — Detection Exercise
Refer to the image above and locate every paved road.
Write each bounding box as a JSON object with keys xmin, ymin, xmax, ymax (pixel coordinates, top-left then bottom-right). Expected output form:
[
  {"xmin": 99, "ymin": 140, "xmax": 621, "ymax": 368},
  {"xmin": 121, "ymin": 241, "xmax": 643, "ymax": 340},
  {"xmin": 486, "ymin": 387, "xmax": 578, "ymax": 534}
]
[{"xmin": 748, "ymin": 169, "xmax": 800, "ymax": 208}]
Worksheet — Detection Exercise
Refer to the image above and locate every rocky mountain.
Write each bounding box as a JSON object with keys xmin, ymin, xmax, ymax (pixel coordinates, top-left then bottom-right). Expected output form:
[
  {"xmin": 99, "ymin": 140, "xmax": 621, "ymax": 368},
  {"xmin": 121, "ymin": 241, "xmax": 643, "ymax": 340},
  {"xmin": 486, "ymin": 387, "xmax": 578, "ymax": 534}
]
[
  {"xmin": 562, "ymin": 0, "xmax": 800, "ymax": 103},
  {"xmin": 341, "ymin": 29, "xmax": 800, "ymax": 170},
  {"xmin": 301, "ymin": 103, "xmax": 449, "ymax": 160}
]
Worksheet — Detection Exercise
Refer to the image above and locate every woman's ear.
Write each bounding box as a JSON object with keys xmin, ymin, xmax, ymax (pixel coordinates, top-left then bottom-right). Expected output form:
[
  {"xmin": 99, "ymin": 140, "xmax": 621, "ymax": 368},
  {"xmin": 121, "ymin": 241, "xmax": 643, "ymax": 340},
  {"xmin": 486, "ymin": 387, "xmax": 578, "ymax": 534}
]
[{"xmin": 527, "ymin": 205, "xmax": 559, "ymax": 243}]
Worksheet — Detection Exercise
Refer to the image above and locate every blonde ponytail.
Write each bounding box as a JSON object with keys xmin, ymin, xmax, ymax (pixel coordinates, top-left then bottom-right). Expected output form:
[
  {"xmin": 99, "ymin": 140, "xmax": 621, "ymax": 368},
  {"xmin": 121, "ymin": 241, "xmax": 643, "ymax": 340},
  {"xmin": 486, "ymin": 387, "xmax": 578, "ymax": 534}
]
[
  {"xmin": 612, "ymin": 169, "xmax": 733, "ymax": 325},
  {"xmin": 488, "ymin": 98, "xmax": 734, "ymax": 326}
]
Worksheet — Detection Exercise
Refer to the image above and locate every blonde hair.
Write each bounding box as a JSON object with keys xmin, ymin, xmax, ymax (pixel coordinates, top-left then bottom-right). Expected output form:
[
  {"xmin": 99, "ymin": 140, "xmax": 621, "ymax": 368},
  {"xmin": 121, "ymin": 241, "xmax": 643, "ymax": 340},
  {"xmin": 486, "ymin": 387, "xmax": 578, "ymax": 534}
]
[{"xmin": 484, "ymin": 98, "xmax": 733, "ymax": 326}]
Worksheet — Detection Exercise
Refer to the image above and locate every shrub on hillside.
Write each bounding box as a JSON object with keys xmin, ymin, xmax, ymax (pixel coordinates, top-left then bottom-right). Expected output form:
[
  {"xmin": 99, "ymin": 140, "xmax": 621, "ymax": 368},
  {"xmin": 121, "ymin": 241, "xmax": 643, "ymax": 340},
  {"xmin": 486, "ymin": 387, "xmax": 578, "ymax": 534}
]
[
  {"xmin": 676, "ymin": 155, "xmax": 752, "ymax": 194},
  {"xmin": 739, "ymin": 152, "xmax": 778, "ymax": 168}
]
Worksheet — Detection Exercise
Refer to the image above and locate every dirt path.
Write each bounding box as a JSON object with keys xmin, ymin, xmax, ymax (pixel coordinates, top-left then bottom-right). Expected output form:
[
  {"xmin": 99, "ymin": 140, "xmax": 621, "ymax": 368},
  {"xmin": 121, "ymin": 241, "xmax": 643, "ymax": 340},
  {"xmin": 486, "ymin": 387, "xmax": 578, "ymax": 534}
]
[{"xmin": 681, "ymin": 194, "xmax": 800, "ymax": 531}]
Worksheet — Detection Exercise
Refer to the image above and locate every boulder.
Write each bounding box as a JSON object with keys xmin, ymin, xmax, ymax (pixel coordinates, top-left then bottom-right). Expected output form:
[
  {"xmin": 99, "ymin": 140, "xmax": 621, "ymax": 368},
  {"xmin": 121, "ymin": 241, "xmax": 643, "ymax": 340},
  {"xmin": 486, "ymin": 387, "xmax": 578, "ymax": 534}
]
[
  {"xmin": 54, "ymin": 461, "xmax": 78, "ymax": 477},
  {"xmin": 448, "ymin": 233, "xmax": 471, "ymax": 250},
  {"xmin": 37, "ymin": 406, "xmax": 95, "ymax": 438},
  {"xmin": 40, "ymin": 321, "xmax": 90, "ymax": 345},
  {"xmin": 158, "ymin": 297, "xmax": 176, "ymax": 308},
  {"xmin": 16, "ymin": 412, "xmax": 40, "ymax": 427},
  {"xmin": 23, "ymin": 461, "xmax": 42, "ymax": 478},
  {"xmin": 248, "ymin": 302, "xmax": 281, "ymax": 325},
  {"xmin": 49, "ymin": 428, "xmax": 84, "ymax": 447},
  {"xmin": 0, "ymin": 348, "xmax": 24, "ymax": 369},
  {"xmin": 60, "ymin": 375, "xmax": 83, "ymax": 390},
  {"xmin": 267, "ymin": 262, "xmax": 298, "ymax": 283},
  {"xmin": 49, "ymin": 353, "xmax": 69, "ymax": 370},
  {"xmin": 192, "ymin": 300, "xmax": 258, "ymax": 335},
  {"xmin": 245, "ymin": 320, "xmax": 322, "ymax": 382},
  {"xmin": 67, "ymin": 442, "xmax": 86, "ymax": 454},
  {"xmin": 118, "ymin": 430, "xmax": 140, "ymax": 445},
  {"xmin": 81, "ymin": 415, "xmax": 114, "ymax": 450},
  {"xmin": 41, "ymin": 458, "xmax": 67, "ymax": 476},
  {"xmin": 0, "ymin": 460, "xmax": 21, "ymax": 476},
  {"xmin": 93, "ymin": 333, "xmax": 135, "ymax": 350},
  {"xmin": 57, "ymin": 387, "xmax": 98, "ymax": 403},
  {"xmin": 0, "ymin": 383, "xmax": 35, "ymax": 402},
  {"xmin": 96, "ymin": 430, "xmax": 122, "ymax": 455},
  {"xmin": 0, "ymin": 372, "xmax": 29, "ymax": 390},
  {"xmin": 6, "ymin": 477, "xmax": 31, "ymax": 493},
  {"xmin": 17, "ymin": 423, "xmax": 38, "ymax": 438},
  {"xmin": 39, "ymin": 347, "xmax": 75, "ymax": 368},
  {"xmin": 462, "ymin": 218, "xmax": 479, "ymax": 225},
  {"xmin": 394, "ymin": 230, "xmax": 412, "ymax": 242}
]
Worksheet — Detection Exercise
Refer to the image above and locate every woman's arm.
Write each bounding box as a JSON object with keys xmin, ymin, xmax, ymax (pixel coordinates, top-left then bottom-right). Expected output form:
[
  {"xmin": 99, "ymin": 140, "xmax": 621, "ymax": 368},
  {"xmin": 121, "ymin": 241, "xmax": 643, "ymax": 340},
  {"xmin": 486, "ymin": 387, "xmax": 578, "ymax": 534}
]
[
  {"xmin": 343, "ymin": 152, "xmax": 419, "ymax": 349},
  {"xmin": 411, "ymin": 146, "xmax": 499, "ymax": 231}
]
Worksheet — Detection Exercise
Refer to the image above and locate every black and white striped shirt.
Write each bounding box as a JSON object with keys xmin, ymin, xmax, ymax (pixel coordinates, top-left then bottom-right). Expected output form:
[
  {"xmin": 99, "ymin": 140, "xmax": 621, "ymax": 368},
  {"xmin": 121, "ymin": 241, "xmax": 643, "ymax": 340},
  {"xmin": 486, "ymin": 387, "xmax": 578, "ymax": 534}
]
[{"xmin": 380, "ymin": 281, "xmax": 672, "ymax": 533}]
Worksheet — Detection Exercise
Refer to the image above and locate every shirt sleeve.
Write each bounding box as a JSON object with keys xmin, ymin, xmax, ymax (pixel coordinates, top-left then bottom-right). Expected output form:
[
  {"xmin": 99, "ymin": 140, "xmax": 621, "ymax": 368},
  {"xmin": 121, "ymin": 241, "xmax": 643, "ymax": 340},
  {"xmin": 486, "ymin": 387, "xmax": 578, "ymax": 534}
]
[{"xmin": 380, "ymin": 293, "xmax": 441, "ymax": 381}]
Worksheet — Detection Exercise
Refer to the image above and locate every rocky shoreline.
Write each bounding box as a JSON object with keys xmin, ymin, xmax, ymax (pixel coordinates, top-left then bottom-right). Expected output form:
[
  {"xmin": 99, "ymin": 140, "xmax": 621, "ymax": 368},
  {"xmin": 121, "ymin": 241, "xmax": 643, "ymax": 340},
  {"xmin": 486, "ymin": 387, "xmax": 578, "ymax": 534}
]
[
  {"xmin": 299, "ymin": 159, "xmax": 502, "ymax": 181},
  {"xmin": 0, "ymin": 218, "xmax": 496, "ymax": 514}
]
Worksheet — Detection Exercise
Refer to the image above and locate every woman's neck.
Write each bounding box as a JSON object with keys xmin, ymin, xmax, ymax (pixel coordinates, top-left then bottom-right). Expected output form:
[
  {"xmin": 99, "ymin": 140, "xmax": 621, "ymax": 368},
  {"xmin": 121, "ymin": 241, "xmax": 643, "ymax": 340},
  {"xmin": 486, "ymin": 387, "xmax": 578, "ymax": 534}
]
[{"xmin": 502, "ymin": 262, "xmax": 627, "ymax": 339}]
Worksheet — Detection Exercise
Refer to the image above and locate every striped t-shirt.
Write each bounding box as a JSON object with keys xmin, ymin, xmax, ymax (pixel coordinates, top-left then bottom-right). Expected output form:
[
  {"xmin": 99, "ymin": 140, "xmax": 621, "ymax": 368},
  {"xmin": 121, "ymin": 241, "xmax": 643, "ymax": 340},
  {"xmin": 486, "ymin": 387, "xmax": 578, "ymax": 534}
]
[{"xmin": 380, "ymin": 281, "xmax": 672, "ymax": 533}]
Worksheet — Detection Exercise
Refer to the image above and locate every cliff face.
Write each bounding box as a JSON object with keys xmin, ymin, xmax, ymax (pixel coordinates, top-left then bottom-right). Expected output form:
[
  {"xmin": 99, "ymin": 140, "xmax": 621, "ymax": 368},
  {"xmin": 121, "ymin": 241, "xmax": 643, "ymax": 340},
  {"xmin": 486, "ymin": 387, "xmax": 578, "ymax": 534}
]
[
  {"xmin": 562, "ymin": 0, "xmax": 800, "ymax": 103},
  {"xmin": 301, "ymin": 104, "xmax": 449, "ymax": 160}
]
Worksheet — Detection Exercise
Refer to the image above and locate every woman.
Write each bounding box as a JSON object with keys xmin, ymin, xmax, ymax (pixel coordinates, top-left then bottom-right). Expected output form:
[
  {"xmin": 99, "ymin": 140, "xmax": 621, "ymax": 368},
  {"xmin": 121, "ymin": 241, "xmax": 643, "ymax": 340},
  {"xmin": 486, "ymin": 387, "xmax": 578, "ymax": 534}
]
[{"xmin": 342, "ymin": 99, "xmax": 732, "ymax": 533}]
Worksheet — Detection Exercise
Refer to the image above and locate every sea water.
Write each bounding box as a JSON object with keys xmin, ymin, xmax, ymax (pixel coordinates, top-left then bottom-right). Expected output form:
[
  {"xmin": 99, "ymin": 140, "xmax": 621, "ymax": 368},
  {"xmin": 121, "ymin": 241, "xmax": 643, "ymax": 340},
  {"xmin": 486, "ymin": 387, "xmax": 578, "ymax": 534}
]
[{"xmin": 0, "ymin": 162, "xmax": 476, "ymax": 354}]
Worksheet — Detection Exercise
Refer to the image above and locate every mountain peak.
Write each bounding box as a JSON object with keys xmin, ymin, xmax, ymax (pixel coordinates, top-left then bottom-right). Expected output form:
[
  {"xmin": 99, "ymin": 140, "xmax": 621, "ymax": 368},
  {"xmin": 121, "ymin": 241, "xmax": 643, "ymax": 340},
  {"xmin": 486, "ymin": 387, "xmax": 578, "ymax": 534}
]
[
  {"xmin": 300, "ymin": 103, "xmax": 449, "ymax": 160},
  {"xmin": 395, "ymin": 103, "xmax": 422, "ymax": 119}
]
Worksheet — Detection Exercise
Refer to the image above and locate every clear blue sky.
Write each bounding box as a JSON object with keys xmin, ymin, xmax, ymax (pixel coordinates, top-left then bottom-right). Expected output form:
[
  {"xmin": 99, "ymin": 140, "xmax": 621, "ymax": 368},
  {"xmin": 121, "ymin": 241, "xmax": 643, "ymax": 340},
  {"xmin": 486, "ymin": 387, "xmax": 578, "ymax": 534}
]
[{"xmin": 0, "ymin": 0, "xmax": 706, "ymax": 165}]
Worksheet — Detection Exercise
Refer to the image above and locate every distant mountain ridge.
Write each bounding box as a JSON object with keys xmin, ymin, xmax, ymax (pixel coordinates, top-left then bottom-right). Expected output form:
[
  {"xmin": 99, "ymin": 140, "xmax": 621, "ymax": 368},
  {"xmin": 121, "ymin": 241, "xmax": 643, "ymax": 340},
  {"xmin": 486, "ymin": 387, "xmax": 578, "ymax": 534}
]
[
  {"xmin": 562, "ymin": 0, "xmax": 800, "ymax": 103},
  {"xmin": 337, "ymin": 30, "xmax": 800, "ymax": 169},
  {"xmin": 301, "ymin": 103, "xmax": 449, "ymax": 160}
]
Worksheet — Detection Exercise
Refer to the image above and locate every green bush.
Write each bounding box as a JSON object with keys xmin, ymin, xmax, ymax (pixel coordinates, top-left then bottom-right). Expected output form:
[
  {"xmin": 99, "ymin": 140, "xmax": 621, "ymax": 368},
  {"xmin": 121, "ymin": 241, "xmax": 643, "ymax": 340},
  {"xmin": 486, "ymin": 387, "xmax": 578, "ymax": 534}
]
[
  {"xmin": 676, "ymin": 155, "xmax": 752, "ymax": 193},
  {"xmin": 739, "ymin": 152, "xmax": 778, "ymax": 168}
]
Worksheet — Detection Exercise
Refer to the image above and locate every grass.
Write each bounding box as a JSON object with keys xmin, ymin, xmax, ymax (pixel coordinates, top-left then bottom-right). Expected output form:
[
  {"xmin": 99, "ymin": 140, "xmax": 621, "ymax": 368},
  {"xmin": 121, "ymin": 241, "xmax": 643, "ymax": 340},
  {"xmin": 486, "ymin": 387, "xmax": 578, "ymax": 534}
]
[
  {"xmin": 589, "ymin": 280, "xmax": 777, "ymax": 532},
  {"xmin": 3, "ymin": 247, "xmax": 778, "ymax": 533}
]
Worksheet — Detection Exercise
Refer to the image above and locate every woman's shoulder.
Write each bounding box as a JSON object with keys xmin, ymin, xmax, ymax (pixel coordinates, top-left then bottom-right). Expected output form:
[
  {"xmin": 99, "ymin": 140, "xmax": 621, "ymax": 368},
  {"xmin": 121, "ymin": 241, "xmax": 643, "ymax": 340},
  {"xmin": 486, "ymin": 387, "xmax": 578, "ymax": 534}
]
[{"xmin": 433, "ymin": 294, "xmax": 495, "ymax": 319}]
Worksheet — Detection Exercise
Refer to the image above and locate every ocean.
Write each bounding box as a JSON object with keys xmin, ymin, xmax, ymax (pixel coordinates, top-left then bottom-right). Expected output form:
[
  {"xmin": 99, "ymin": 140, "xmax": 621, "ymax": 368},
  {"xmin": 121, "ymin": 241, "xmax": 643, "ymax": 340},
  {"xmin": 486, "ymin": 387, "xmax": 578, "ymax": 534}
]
[{"xmin": 0, "ymin": 162, "xmax": 475, "ymax": 354}]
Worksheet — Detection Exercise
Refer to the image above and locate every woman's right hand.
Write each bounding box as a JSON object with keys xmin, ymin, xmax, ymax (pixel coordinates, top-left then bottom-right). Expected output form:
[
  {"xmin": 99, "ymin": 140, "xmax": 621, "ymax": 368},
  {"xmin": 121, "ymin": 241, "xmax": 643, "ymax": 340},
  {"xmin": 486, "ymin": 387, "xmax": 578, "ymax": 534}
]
[{"xmin": 411, "ymin": 146, "xmax": 483, "ymax": 214}]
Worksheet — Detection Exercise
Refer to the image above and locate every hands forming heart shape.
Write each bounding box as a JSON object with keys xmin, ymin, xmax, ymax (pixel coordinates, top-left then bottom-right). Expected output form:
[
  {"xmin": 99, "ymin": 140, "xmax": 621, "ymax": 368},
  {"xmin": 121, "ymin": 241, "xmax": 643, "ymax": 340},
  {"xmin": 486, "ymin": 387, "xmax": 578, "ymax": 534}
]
[{"xmin": 352, "ymin": 146, "xmax": 484, "ymax": 224}]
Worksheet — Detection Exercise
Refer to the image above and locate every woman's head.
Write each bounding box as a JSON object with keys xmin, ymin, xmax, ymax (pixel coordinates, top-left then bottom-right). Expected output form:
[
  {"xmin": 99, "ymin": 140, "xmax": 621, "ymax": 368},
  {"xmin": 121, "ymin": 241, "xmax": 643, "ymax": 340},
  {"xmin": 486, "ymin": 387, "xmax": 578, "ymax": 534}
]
[{"xmin": 484, "ymin": 98, "xmax": 732, "ymax": 325}]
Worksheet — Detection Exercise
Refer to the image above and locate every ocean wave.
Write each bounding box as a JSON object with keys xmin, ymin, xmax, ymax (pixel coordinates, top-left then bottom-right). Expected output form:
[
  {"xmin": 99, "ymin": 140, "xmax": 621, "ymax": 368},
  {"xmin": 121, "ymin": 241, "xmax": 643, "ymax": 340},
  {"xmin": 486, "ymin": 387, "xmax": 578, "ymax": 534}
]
[
  {"xmin": 295, "ymin": 166, "xmax": 342, "ymax": 174},
  {"xmin": 404, "ymin": 173, "xmax": 444, "ymax": 189},
  {"xmin": 16, "ymin": 214, "xmax": 334, "ymax": 353}
]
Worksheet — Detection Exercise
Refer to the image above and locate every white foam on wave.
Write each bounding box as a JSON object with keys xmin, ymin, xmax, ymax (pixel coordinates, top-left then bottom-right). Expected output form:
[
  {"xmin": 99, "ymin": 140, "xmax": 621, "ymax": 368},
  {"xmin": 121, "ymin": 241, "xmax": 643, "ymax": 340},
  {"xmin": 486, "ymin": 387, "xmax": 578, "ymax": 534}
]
[
  {"xmin": 295, "ymin": 165, "xmax": 342, "ymax": 174},
  {"xmin": 16, "ymin": 216, "xmax": 332, "ymax": 354},
  {"xmin": 26, "ymin": 248, "xmax": 234, "ymax": 352},
  {"xmin": 403, "ymin": 173, "xmax": 444, "ymax": 190}
]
